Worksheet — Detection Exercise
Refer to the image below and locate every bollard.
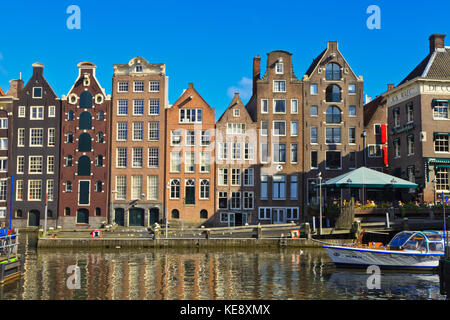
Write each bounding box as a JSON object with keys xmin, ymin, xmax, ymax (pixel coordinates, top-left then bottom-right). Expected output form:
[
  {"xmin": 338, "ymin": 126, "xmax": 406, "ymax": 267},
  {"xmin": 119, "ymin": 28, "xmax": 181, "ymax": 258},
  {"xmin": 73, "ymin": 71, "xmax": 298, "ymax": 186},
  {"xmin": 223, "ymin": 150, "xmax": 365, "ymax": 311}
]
[
  {"xmin": 385, "ymin": 212, "xmax": 390, "ymax": 228},
  {"xmin": 312, "ymin": 217, "xmax": 316, "ymax": 232},
  {"xmin": 304, "ymin": 223, "xmax": 311, "ymax": 240},
  {"xmin": 402, "ymin": 217, "xmax": 409, "ymax": 231}
]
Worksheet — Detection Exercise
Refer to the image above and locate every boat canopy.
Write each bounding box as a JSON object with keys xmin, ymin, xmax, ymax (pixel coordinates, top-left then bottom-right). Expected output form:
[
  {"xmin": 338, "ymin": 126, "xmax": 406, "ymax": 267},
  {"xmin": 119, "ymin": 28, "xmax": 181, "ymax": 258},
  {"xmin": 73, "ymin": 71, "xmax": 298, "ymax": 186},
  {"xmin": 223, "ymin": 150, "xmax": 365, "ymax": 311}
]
[{"xmin": 388, "ymin": 231, "xmax": 444, "ymax": 253}]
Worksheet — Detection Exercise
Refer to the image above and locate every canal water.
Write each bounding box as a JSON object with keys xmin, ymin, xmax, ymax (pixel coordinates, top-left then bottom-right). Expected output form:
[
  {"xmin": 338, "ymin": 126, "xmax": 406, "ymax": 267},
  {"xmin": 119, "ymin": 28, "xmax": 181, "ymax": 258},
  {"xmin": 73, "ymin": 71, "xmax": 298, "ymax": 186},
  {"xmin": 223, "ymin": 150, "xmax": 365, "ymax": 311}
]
[{"xmin": 0, "ymin": 233, "xmax": 446, "ymax": 300}]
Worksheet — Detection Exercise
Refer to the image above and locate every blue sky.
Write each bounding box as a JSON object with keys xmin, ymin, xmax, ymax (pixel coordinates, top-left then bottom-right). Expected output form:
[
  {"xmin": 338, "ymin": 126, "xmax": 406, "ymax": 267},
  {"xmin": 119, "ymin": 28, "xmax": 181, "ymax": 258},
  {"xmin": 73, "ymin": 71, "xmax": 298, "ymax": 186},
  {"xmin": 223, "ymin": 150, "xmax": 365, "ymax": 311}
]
[{"xmin": 0, "ymin": 0, "xmax": 448, "ymax": 119}]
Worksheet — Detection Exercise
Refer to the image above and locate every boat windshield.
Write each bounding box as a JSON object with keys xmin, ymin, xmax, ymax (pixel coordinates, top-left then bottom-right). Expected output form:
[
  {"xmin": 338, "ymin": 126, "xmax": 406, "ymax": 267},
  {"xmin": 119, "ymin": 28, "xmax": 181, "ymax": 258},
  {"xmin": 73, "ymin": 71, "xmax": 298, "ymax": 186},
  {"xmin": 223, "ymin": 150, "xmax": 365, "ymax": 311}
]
[
  {"xmin": 402, "ymin": 234, "xmax": 426, "ymax": 251},
  {"xmin": 388, "ymin": 231, "xmax": 414, "ymax": 248}
]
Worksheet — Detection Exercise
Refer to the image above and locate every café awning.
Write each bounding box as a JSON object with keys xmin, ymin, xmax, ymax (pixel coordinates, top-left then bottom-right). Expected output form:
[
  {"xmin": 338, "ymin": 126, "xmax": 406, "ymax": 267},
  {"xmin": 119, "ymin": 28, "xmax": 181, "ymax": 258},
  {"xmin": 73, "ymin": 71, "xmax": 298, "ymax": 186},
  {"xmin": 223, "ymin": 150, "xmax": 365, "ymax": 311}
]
[{"xmin": 318, "ymin": 167, "xmax": 418, "ymax": 189}]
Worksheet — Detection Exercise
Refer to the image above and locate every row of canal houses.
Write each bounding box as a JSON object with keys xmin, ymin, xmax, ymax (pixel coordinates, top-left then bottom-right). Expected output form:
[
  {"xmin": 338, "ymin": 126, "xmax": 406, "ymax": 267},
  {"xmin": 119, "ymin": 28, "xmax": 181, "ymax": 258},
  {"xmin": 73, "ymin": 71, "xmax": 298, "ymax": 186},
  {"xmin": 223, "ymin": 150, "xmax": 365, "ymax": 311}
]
[{"xmin": 0, "ymin": 34, "xmax": 448, "ymax": 229}]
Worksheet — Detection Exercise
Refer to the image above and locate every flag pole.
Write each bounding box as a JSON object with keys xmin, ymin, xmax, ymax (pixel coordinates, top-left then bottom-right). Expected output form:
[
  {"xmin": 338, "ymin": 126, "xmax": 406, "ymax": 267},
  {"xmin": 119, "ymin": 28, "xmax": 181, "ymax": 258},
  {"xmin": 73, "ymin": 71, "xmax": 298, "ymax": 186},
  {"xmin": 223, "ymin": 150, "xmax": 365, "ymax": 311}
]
[
  {"xmin": 9, "ymin": 175, "xmax": 13, "ymax": 230},
  {"xmin": 44, "ymin": 192, "xmax": 48, "ymax": 237},
  {"xmin": 443, "ymin": 192, "xmax": 447, "ymax": 258}
]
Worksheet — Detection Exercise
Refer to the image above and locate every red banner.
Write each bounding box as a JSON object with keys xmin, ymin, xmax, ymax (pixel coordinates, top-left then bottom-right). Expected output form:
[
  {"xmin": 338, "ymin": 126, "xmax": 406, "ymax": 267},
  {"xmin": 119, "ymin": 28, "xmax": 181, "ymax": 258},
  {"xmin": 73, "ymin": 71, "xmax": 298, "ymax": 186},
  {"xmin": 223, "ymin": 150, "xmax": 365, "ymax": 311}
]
[
  {"xmin": 382, "ymin": 146, "xmax": 388, "ymax": 166},
  {"xmin": 381, "ymin": 124, "xmax": 387, "ymax": 144}
]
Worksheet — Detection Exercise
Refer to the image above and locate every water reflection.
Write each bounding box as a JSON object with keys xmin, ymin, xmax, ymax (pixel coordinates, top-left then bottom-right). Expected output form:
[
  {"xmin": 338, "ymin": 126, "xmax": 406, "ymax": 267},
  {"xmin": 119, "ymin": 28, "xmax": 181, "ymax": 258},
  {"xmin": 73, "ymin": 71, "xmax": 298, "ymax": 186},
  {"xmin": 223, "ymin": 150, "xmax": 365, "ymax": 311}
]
[{"xmin": 0, "ymin": 233, "xmax": 446, "ymax": 300}]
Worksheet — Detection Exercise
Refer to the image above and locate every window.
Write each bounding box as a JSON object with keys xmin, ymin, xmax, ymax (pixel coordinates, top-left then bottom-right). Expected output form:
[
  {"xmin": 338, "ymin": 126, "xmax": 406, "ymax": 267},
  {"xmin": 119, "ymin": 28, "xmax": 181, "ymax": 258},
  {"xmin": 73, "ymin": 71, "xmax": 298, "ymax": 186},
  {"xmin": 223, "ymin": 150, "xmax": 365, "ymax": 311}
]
[
  {"xmin": 186, "ymin": 130, "xmax": 195, "ymax": 146},
  {"xmin": 407, "ymin": 166, "xmax": 415, "ymax": 184},
  {"xmin": 261, "ymin": 120, "xmax": 269, "ymax": 136},
  {"xmin": 326, "ymin": 127, "xmax": 341, "ymax": 144},
  {"xmin": 149, "ymin": 99, "xmax": 160, "ymax": 115},
  {"xmin": 326, "ymin": 151, "xmax": 341, "ymax": 169},
  {"xmin": 261, "ymin": 99, "xmax": 269, "ymax": 113},
  {"xmin": 179, "ymin": 108, "xmax": 202, "ymax": 123},
  {"xmin": 97, "ymin": 111, "xmax": 105, "ymax": 121},
  {"xmin": 218, "ymin": 168, "xmax": 228, "ymax": 186},
  {"xmin": 326, "ymin": 106, "xmax": 341, "ymax": 123},
  {"xmin": 243, "ymin": 168, "xmax": 254, "ymax": 186},
  {"xmin": 64, "ymin": 208, "xmax": 70, "ymax": 216},
  {"xmin": 325, "ymin": 63, "xmax": 341, "ymax": 80},
  {"xmin": 290, "ymin": 175, "xmax": 298, "ymax": 200},
  {"xmin": 311, "ymin": 127, "xmax": 318, "ymax": 144},
  {"xmin": 261, "ymin": 175, "xmax": 268, "ymax": 199},
  {"xmin": 407, "ymin": 135, "xmax": 415, "ymax": 155},
  {"xmin": 149, "ymin": 81, "xmax": 160, "ymax": 92},
  {"xmin": 47, "ymin": 128, "xmax": 55, "ymax": 146},
  {"xmin": 131, "ymin": 175, "xmax": 143, "ymax": 200},
  {"xmin": 96, "ymin": 155, "xmax": 103, "ymax": 167},
  {"xmin": 148, "ymin": 122, "xmax": 159, "ymax": 141},
  {"xmin": 0, "ymin": 138, "xmax": 7, "ymax": 150},
  {"xmin": 18, "ymin": 106, "xmax": 25, "ymax": 118},
  {"xmin": 243, "ymin": 192, "xmax": 254, "ymax": 210},
  {"xmin": 201, "ymin": 130, "xmax": 211, "ymax": 146},
  {"xmin": 118, "ymin": 81, "xmax": 129, "ymax": 92},
  {"xmin": 28, "ymin": 180, "xmax": 42, "ymax": 201},
  {"xmin": 291, "ymin": 99, "xmax": 298, "ymax": 114},
  {"xmin": 65, "ymin": 181, "xmax": 72, "ymax": 193},
  {"xmin": 227, "ymin": 123, "xmax": 246, "ymax": 134},
  {"xmin": 29, "ymin": 156, "xmax": 43, "ymax": 174},
  {"xmin": 218, "ymin": 191, "xmax": 228, "ymax": 209},
  {"xmin": 232, "ymin": 142, "xmax": 241, "ymax": 160},
  {"xmin": 231, "ymin": 168, "xmax": 241, "ymax": 186},
  {"xmin": 349, "ymin": 105, "xmax": 356, "ymax": 117},
  {"xmin": 273, "ymin": 143, "xmax": 286, "ymax": 163},
  {"xmin": 273, "ymin": 121, "xmax": 286, "ymax": 136},
  {"xmin": 348, "ymin": 84, "xmax": 356, "ymax": 94},
  {"xmin": 433, "ymin": 101, "xmax": 449, "ymax": 119},
  {"xmin": 200, "ymin": 179, "xmax": 210, "ymax": 199},
  {"xmin": 406, "ymin": 103, "xmax": 414, "ymax": 123},
  {"xmin": 47, "ymin": 156, "xmax": 55, "ymax": 174},
  {"xmin": 147, "ymin": 175, "xmax": 158, "ymax": 200},
  {"xmin": 170, "ymin": 152, "xmax": 181, "ymax": 172},
  {"xmin": 434, "ymin": 134, "xmax": 449, "ymax": 153},
  {"xmin": 134, "ymin": 81, "xmax": 144, "ymax": 92},
  {"xmin": 349, "ymin": 151, "xmax": 357, "ymax": 169},
  {"xmin": 200, "ymin": 152, "xmax": 210, "ymax": 173},
  {"xmin": 18, "ymin": 128, "xmax": 25, "ymax": 147},
  {"xmin": 79, "ymin": 91, "xmax": 93, "ymax": 108},
  {"xmin": 33, "ymin": 87, "xmax": 42, "ymax": 98},
  {"xmin": 96, "ymin": 132, "xmax": 104, "ymax": 143},
  {"xmin": 291, "ymin": 121, "xmax": 298, "ymax": 136},
  {"xmin": 117, "ymin": 122, "xmax": 128, "ymax": 141},
  {"xmin": 272, "ymin": 175, "xmax": 286, "ymax": 199},
  {"xmin": 77, "ymin": 156, "xmax": 91, "ymax": 176},
  {"xmin": 148, "ymin": 147, "xmax": 159, "ymax": 168},
  {"xmin": 170, "ymin": 179, "xmax": 180, "ymax": 199},
  {"xmin": 287, "ymin": 208, "xmax": 299, "ymax": 220},
  {"xmin": 261, "ymin": 143, "xmax": 269, "ymax": 163},
  {"xmin": 0, "ymin": 118, "xmax": 7, "ymax": 129},
  {"xmin": 171, "ymin": 130, "xmax": 182, "ymax": 145},
  {"xmin": 79, "ymin": 111, "xmax": 92, "ymax": 130},
  {"xmin": 273, "ymin": 80, "xmax": 286, "ymax": 92},
  {"xmin": 0, "ymin": 180, "xmax": 7, "ymax": 201},
  {"xmin": 132, "ymin": 147, "xmax": 143, "ymax": 168},
  {"xmin": 30, "ymin": 129, "xmax": 44, "ymax": 146},
  {"xmin": 259, "ymin": 208, "xmax": 271, "ymax": 220},
  {"xmin": 230, "ymin": 192, "xmax": 241, "ymax": 209},
  {"xmin": 310, "ymin": 105, "xmax": 318, "ymax": 116},
  {"xmin": 349, "ymin": 127, "xmax": 356, "ymax": 144},
  {"xmin": 436, "ymin": 167, "xmax": 449, "ymax": 191},
  {"xmin": 273, "ymin": 99, "xmax": 286, "ymax": 113},
  {"xmin": 185, "ymin": 179, "xmax": 195, "ymax": 205},
  {"xmin": 135, "ymin": 65, "xmax": 143, "ymax": 73},
  {"xmin": 233, "ymin": 109, "xmax": 240, "ymax": 117},
  {"xmin": 290, "ymin": 143, "xmax": 298, "ymax": 163},
  {"xmin": 393, "ymin": 108, "xmax": 400, "ymax": 127},
  {"xmin": 326, "ymin": 84, "xmax": 341, "ymax": 102},
  {"xmin": 310, "ymin": 84, "xmax": 318, "ymax": 95},
  {"xmin": 244, "ymin": 143, "xmax": 254, "ymax": 160},
  {"xmin": 46, "ymin": 180, "xmax": 54, "ymax": 201},
  {"xmin": 133, "ymin": 100, "xmax": 144, "ymax": 115},
  {"xmin": 311, "ymin": 150, "xmax": 318, "ymax": 169},
  {"xmin": 115, "ymin": 176, "xmax": 127, "ymax": 200},
  {"xmin": 116, "ymin": 148, "xmax": 127, "ymax": 168},
  {"xmin": 117, "ymin": 100, "xmax": 128, "ymax": 115},
  {"xmin": 78, "ymin": 133, "xmax": 92, "ymax": 152},
  {"xmin": 394, "ymin": 139, "xmax": 401, "ymax": 158},
  {"xmin": 0, "ymin": 158, "xmax": 7, "ymax": 172},
  {"xmin": 200, "ymin": 210, "xmax": 208, "ymax": 219},
  {"xmin": 65, "ymin": 155, "xmax": 73, "ymax": 167},
  {"xmin": 275, "ymin": 62, "xmax": 284, "ymax": 74},
  {"xmin": 67, "ymin": 110, "xmax": 74, "ymax": 121},
  {"xmin": 16, "ymin": 180, "xmax": 23, "ymax": 201},
  {"xmin": 172, "ymin": 209, "xmax": 180, "ymax": 219}
]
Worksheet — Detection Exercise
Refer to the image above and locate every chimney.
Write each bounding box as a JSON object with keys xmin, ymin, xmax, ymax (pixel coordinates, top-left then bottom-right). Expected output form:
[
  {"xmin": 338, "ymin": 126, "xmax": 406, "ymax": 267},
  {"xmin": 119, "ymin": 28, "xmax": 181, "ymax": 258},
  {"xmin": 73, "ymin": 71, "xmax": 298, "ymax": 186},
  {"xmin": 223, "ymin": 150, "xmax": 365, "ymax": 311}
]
[
  {"xmin": 7, "ymin": 79, "xmax": 24, "ymax": 98},
  {"xmin": 387, "ymin": 84, "xmax": 394, "ymax": 91},
  {"xmin": 32, "ymin": 62, "xmax": 44, "ymax": 77},
  {"xmin": 188, "ymin": 82, "xmax": 194, "ymax": 89},
  {"xmin": 429, "ymin": 34, "xmax": 445, "ymax": 53},
  {"xmin": 252, "ymin": 56, "xmax": 261, "ymax": 95},
  {"xmin": 327, "ymin": 41, "xmax": 338, "ymax": 51}
]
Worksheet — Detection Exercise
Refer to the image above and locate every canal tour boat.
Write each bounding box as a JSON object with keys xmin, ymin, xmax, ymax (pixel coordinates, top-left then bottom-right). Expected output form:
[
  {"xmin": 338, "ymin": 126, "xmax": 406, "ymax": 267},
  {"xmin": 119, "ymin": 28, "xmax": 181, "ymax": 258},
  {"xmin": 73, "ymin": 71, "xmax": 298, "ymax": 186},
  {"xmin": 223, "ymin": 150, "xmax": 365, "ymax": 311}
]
[
  {"xmin": 323, "ymin": 230, "xmax": 446, "ymax": 270},
  {"xmin": 0, "ymin": 228, "xmax": 24, "ymax": 283}
]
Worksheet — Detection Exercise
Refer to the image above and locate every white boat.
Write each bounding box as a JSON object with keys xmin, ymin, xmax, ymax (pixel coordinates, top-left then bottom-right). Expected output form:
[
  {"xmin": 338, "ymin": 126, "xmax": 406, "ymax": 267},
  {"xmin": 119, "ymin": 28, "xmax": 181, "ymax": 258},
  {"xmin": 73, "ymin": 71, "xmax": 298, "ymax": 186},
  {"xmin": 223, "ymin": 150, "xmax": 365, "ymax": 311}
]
[{"xmin": 323, "ymin": 230, "xmax": 445, "ymax": 270}]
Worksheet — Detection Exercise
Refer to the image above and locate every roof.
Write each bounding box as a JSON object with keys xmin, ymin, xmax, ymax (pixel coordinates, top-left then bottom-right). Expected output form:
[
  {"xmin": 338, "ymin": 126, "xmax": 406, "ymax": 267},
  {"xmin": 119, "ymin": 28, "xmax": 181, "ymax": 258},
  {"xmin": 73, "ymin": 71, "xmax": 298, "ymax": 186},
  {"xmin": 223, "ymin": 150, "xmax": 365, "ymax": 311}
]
[
  {"xmin": 398, "ymin": 47, "xmax": 450, "ymax": 85},
  {"xmin": 305, "ymin": 49, "xmax": 326, "ymax": 76},
  {"xmin": 363, "ymin": 95, "xmax": 386, "ymax": 127},
  {"xmin": 319, "ymin": 167, "xmax": 418, "ymax": 189},
  {"xmin": 0, "ymin": 87, "xmax": 4, "ymax": 96},
  {"xmin": 217, "ymin": 92, "xmax": 252, "ymax": 123}
]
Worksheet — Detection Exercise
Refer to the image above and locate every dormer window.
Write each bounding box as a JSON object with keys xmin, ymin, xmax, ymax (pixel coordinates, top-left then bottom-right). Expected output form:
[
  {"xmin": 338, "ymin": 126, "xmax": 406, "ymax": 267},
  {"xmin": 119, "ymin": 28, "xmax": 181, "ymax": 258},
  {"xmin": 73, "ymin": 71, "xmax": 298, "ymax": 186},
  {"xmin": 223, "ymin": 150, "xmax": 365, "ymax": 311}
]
[
  {"xmin": 275, "ymin": 62, "xmax": 284, "ymax": 74},
  {"xmin": 135, "ymin": 65, "xmax": 143, "ymax": 73},
  {"xmin": 33, "ymin": 87, "xmax": 42, "ymax": 98},
  {"xmin": 233, "ymin": 109, "xmax": 240, "ymax": 117}
]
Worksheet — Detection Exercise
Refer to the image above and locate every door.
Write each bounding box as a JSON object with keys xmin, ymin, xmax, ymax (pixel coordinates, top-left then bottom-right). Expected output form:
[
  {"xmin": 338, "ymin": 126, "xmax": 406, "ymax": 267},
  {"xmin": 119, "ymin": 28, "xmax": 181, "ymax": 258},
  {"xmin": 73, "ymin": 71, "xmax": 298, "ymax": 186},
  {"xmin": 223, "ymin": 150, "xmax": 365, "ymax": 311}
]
[
  {"xmin": 78, "ymin": 180, "xmax": 91, "ymax": 205},
  {"xmin": 273, "ymin": 208, "xmax": 286, "ymax": 224},
  {"xmin": 129, "ymin": 208, "xmax": 144, "ymax": 226},
  {"xmin": 76, "ymin": 209, "xmax": 89, "ymax": 224},
  {"xmin": 235, "ymin": 213, "xmax": 243, "ymax": 226},
  {"xmin": 115, "ymin": 208, "xmax": 124, "ymax": 226},
  {"xmin": 28, "ymin": 210, "xmax": 40, "ymax": 227},
  {"xmin": 149, "ymin": 208, "xmax": 159, "ymax": 225}
]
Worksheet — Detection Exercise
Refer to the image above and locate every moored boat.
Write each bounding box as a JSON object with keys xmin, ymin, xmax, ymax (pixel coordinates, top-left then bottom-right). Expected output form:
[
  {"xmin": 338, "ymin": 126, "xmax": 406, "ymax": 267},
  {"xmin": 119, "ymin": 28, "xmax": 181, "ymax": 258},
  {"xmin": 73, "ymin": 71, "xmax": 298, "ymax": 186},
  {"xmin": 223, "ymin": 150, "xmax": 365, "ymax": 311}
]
[
  {"xmin": 323, "ymin": 230, "xmax": 445, "ymax": 270},
  {"xmin": 0, "ymin": 228, "xmax": 24, "ymax": 283}
]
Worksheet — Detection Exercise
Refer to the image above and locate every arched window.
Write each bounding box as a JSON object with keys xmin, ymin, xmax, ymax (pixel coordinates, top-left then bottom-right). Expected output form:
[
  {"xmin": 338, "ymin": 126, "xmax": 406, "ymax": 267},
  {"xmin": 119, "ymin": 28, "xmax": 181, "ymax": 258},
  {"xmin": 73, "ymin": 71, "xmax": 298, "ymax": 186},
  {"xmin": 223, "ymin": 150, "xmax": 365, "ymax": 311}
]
[
  {"xmin": 200, "ymin": 209, "xmax": 208, "ymax": 219},
  {"xmin": 325, "ymin": 63, "xmax": 341, "ymax": 81},
  {"xmin": 326, "ymin": 106, "xmax": 342, "ymax": 123},
  {"xmin": 78, "ymin": 133, "xmax": 92, "ymax": 152},
  {"xmin": 96, "ymin": 132, "xmax": 104, "ymax": 143},
  {"xmin": 66, "ymin": 132, "xmax": 73, "ymax": 143},
  {"xmin": 79, "ymin": 111, "xmax": 92, "ymax": 130},
  {"xmin": 170, "ymin": 179, "xmax": 180, "ymax": 199},
  {"xmin": 97, "ymin": 110, "xmax": 105, "ymax": 121},
  {"xmin": 96, "ymin": 155, "xmax": 103, "ymax": 167},
  {"xmin": 200, "ymin": 179, "xmax": 210, "ymax": 199},
  {"xmin": 326, "ymin": 84, "xmax": 341, "ymax": 102},
  {"xmin": 64, "ymin": 208, "xmax": 70, "ymax": 216},
  {"xmin": 16, "ymin": 210, "xmax": 23, "ymax": 218},
  {"xmin": 77, "ymin": 155, "xmax": 91, "ymax": 176},
  {"xmin": 79, "ymin": 91, "xmax": 93, "ymax": 108},
  {"xmin": 95, "ymin": 208, "xmax": 101, "ymax": 216},
  {"xmin": 171, "ymin": 209, "xmax": 179, "ymax": 219},
  {"xmin": 67, "ymin": 110, "xmax": 74, "ymax": 121}
]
